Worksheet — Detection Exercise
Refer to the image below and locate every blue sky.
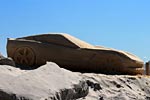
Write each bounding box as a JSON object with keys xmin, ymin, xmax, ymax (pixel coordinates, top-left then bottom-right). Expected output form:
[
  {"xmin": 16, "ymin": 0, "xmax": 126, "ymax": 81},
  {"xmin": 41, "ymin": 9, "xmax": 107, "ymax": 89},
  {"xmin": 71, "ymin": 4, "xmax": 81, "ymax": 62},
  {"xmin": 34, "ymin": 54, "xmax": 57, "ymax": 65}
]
[{"xmin": 0, "ymin": 0, "xmax": 150, "ymax": 62}]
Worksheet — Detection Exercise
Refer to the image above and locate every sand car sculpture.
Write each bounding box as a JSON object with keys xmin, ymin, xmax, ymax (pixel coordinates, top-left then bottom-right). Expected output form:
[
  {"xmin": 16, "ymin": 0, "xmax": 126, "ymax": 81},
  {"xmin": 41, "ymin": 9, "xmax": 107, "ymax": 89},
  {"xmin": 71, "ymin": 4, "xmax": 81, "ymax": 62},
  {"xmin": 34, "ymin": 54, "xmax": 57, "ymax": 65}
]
[{"xmin": 7, "ymin": 33, "xmax": 144, "ymax": 74}]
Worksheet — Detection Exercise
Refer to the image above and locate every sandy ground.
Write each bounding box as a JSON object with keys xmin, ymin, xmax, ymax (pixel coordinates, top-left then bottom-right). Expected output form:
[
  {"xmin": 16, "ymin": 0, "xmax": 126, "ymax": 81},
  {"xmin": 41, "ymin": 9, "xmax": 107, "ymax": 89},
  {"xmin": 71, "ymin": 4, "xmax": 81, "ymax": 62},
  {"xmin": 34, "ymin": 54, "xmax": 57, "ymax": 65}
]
[
  {"xmin": 0, "ymin": 62, "xmax": 150, "ymax": 100},
  {"xmin": 79, "ymin": 74, "xmax": 150, "ymax": 100}
]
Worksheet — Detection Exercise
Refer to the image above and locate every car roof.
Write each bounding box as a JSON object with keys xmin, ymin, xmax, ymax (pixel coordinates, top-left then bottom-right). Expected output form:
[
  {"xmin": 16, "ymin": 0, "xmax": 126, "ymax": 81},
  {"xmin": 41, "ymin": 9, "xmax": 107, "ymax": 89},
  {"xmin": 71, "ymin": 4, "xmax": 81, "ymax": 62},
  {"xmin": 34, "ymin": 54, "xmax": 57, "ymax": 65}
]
[{"xmin": 18, "ymin": 33, "xmax": 94, "ymax": 49}]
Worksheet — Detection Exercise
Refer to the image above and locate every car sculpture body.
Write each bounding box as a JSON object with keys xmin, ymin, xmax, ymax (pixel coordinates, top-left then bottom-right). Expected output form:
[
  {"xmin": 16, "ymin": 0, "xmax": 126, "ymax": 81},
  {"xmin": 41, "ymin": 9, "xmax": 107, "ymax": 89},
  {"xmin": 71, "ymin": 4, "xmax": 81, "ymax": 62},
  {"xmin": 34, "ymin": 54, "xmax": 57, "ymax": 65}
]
[{"xmin": 7, "ymin": 33, "xmax": 144, "ymax": 74}]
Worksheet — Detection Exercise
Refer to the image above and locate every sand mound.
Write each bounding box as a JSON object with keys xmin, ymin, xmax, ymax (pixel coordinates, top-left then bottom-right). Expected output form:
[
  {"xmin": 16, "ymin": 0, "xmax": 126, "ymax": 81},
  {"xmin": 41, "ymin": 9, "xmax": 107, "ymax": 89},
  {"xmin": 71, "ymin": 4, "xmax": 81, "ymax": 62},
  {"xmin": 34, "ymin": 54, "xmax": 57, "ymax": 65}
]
[{"xmin": 0, "ymin": 62, "xmax": 150, "ymax": 100}]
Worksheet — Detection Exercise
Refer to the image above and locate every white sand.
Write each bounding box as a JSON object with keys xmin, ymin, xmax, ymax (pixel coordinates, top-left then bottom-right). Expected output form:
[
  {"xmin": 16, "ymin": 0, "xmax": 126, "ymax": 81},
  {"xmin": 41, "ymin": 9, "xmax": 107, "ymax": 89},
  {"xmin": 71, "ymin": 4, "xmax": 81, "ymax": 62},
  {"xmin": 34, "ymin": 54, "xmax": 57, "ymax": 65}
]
[{"xmin": 0, "ymin": 62, "xmax": 150, "ymax": 100}]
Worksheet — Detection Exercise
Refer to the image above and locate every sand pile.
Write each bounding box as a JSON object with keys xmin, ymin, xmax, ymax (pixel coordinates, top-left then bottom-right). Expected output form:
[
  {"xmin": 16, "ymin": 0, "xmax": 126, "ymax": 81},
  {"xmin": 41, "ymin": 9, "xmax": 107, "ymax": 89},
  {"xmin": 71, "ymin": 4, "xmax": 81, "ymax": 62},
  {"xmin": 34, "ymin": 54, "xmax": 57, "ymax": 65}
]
[
  {"xmin": 0, "ymin": 62, "xmax": 88, "ymax": 100},
  {"xmin": 80, "ymin": 74, "xmax": 150, "ymax": 100},
  {"xmin": 0, "ymin": 62, "xmax": 150, "ymax": 100},
  {"xmin": 0, "ymin": 53, "xmax": 15, "ymax": 66}
]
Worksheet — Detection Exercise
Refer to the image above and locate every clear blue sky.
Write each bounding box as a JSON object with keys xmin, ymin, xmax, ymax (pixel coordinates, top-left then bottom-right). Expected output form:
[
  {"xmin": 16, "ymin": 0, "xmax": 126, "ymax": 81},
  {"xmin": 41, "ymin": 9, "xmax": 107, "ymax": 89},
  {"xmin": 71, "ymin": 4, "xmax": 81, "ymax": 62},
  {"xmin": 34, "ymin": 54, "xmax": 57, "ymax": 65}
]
[{"xmin": 0, "ymin": 0, "xmax": 150, "ymax": 62}]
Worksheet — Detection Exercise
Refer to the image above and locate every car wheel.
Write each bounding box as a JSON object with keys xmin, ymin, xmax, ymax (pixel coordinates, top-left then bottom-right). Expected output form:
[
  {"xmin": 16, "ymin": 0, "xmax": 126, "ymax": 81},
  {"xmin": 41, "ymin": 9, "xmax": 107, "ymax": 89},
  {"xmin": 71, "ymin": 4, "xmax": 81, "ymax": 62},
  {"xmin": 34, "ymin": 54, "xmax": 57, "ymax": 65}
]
[{"xmin": 13, "ymin": 47, "xmax": 35, "ymax": 66}]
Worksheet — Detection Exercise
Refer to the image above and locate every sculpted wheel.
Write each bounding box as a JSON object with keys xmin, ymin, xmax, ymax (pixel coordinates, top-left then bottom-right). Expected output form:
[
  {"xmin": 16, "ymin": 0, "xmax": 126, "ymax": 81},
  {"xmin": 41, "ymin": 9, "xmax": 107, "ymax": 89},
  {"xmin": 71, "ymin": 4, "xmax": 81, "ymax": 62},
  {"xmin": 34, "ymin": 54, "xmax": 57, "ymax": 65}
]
[{"xmin": 13, "ymin": 47, "xmax": 35, "ymax": 66}]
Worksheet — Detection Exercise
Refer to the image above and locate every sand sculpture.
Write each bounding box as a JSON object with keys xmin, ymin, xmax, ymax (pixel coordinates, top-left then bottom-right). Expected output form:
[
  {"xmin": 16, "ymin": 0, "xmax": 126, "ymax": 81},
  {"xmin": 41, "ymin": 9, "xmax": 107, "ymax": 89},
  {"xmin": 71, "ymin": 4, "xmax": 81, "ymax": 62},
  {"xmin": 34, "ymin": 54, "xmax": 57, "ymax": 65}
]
[{"xmin": 7, "ymin": 33, "xmax": 144, "ymax": 74}]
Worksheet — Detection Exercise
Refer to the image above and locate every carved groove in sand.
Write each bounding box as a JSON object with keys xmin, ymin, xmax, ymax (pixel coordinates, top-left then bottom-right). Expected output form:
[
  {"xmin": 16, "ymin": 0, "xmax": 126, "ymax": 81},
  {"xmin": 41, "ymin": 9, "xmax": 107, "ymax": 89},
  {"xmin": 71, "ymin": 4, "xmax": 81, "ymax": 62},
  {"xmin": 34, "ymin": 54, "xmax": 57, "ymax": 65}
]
[{"xmin": 14, "ymin": 47, "xmax": 35, "ymax": 66}]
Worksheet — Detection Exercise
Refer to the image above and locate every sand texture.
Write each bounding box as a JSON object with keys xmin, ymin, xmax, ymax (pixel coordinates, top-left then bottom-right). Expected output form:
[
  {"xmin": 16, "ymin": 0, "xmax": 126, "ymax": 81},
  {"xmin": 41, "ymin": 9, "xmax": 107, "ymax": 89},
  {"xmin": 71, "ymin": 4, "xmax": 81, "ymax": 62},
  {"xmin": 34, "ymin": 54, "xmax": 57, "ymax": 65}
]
[{"xmin": 0, "ymin": 62, "xmax": 150, "ymax": 100}]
